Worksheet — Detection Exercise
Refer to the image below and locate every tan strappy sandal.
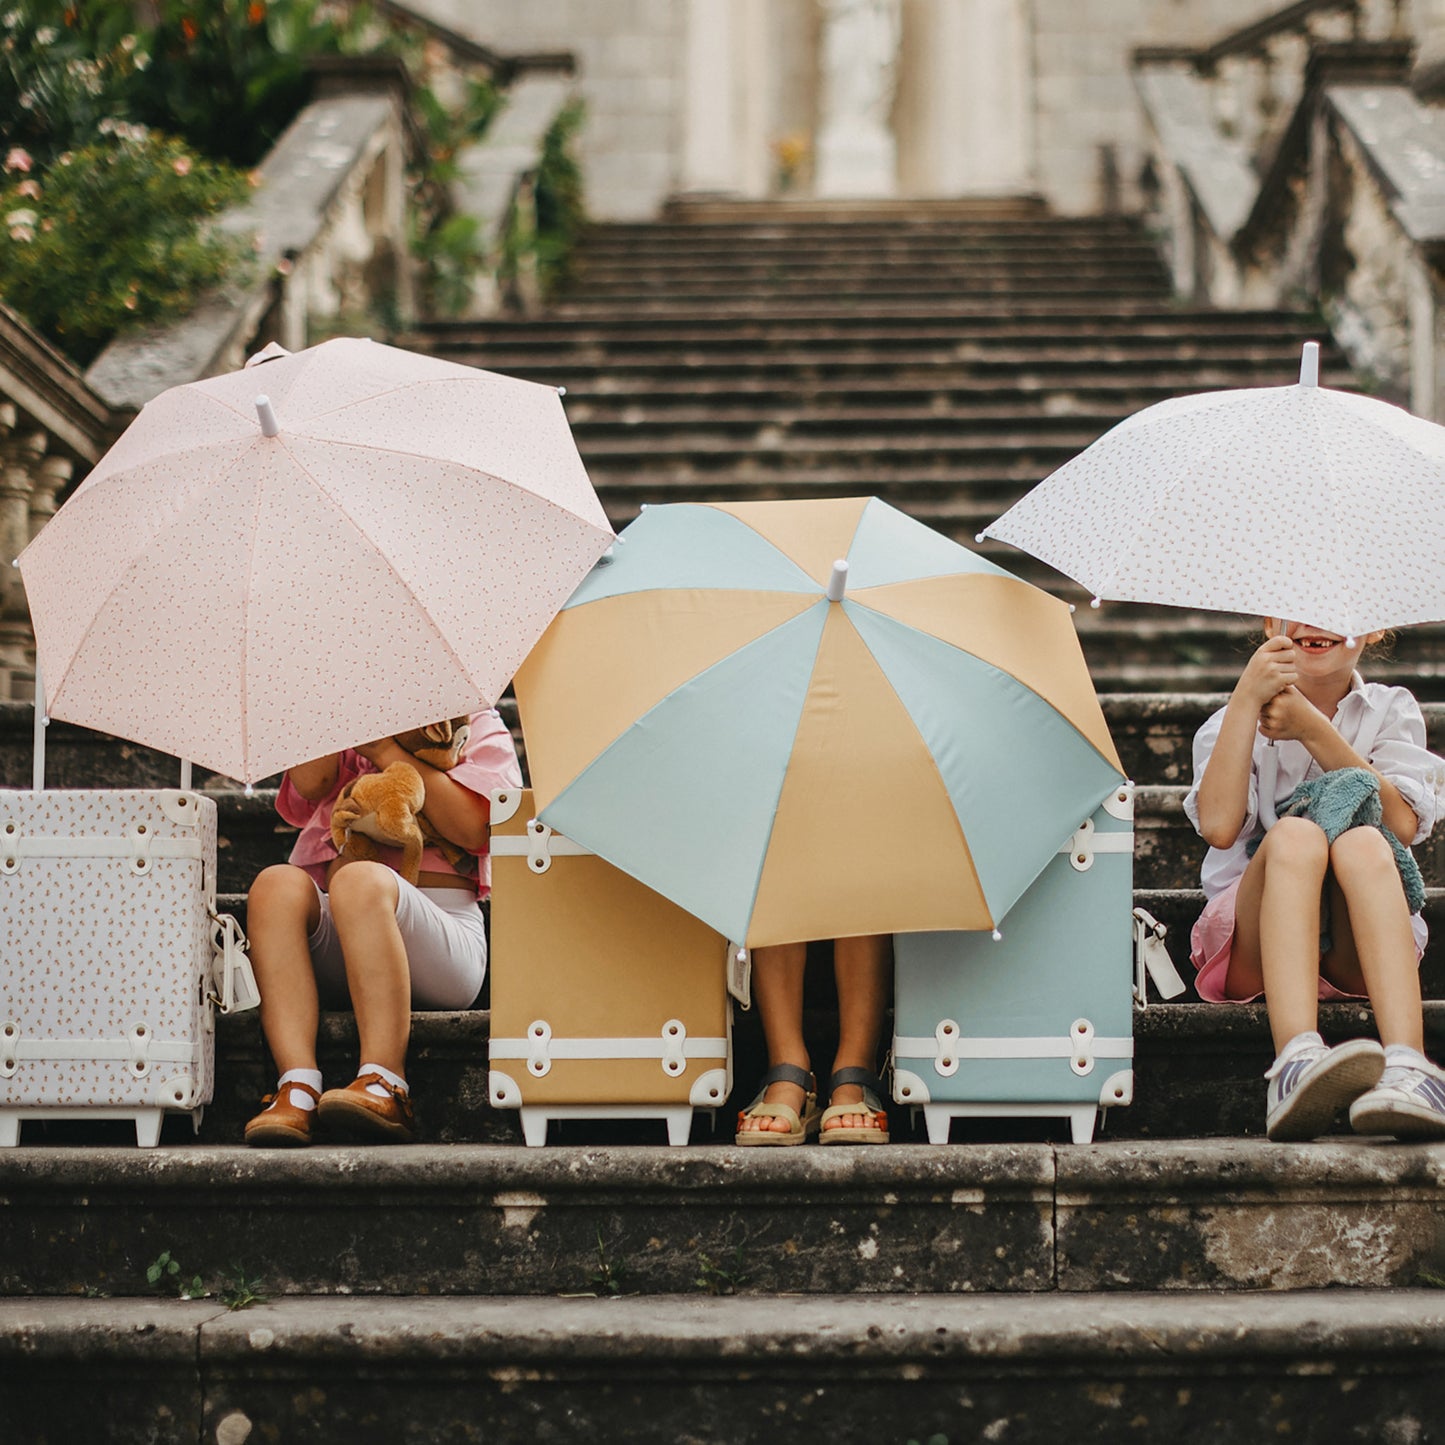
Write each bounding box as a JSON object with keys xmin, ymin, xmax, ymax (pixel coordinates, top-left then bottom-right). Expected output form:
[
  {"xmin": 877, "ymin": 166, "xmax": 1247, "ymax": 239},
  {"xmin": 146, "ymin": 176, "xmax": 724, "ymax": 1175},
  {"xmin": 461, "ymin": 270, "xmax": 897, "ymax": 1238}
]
[
  {"xmin": 735, "ymin": 1062, "xmax": 821, "ymax": 1146},
  {"xmin": 818, "ymin": 1067, "xmax": 890, "ymax": 1144}
]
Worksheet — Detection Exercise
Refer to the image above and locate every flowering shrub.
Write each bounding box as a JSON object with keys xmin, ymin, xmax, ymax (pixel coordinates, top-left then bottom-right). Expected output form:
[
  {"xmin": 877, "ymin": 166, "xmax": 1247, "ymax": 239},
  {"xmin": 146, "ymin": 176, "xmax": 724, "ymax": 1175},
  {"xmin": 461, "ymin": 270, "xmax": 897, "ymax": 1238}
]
[
  {"xmin": 0, "ymin": 130, "xmax": 250, "ymax": 362},
  {"xmin": 0, "ymin": 3, "xmax": 149, "ymax": 167},
  {"xmin": 131, "ymin": 0, "xmax": 377, "ymax": 168}
]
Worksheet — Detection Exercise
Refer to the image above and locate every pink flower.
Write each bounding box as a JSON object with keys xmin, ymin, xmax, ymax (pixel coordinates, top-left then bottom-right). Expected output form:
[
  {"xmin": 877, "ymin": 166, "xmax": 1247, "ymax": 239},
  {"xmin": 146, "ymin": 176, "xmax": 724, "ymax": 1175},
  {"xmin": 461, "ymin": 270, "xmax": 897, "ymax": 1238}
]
[
  {"xmin": 4, "ymin": 147, "xmax": 32, "ymax": 174},
  {"xmin": 172, "ymin": 155, "xmax": 192, "ymax": 176},
  {"xmin": 15, "ymin": 179, "xmax": 39, "ymax": 199}
]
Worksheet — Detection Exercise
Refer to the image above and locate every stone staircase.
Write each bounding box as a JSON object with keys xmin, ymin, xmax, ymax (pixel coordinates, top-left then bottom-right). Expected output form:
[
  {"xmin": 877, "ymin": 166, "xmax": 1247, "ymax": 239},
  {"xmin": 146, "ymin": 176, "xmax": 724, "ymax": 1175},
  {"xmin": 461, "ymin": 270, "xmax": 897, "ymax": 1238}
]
[{"xmin": 4, "ymin": 201, "xmax": 1445, "ymax": 1440}]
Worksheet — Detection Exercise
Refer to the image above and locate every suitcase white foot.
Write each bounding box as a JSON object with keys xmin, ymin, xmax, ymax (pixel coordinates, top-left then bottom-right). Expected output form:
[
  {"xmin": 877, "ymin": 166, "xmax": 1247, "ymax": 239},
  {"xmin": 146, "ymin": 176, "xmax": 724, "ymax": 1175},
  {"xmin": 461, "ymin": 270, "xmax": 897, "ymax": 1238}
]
[
  {"xmin": 133, "ymin": 1110, "xmax": 164, "ymax": 1148},
  {"xmin": 922, "ymin": 1106, "xmax": 953, "ymax": 1144},
  {"xmin": 1067, "ymin": 1107, "xmax": 1098, "ymax": 1144},
  {"xmin": 520, "ymin": 1108, "xmax": 550, "ymax": 1148},
  {"xmin": 0, "ymin": 1112, "xmax": 19, "ymax": 1147},
  {"xmin": 662, "ymin": 1107, "xmax": 692, "ymax": 1146}
]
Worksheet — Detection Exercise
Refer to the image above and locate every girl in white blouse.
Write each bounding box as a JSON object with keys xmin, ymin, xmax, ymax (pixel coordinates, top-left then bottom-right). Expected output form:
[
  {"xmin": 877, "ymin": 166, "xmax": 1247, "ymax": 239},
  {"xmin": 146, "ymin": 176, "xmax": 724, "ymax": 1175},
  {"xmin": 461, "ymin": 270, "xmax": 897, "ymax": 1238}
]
[{"xmin": 1184, "ymin": 619, "xmax": 1445, "ymax": 1141}]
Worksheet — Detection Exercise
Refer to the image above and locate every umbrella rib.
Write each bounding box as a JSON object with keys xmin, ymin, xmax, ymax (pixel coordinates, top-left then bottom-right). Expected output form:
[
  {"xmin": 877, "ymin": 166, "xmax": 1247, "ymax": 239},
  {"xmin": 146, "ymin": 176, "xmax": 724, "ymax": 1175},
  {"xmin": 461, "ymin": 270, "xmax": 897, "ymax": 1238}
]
[{"xmin": 289, "ymin": 434, "xmax": 613, "ymax": 538}]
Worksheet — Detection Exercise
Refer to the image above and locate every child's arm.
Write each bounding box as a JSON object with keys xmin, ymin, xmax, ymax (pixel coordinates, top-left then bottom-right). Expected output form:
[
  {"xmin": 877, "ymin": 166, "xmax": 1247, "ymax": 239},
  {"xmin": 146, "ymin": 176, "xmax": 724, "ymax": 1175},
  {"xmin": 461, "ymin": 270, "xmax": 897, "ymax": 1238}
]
[
  {"xmin": 354, "ymin": 736, "xmax": 491, "ymax": 852},
  {"xmin": 286, "ymin": 753, "xmax": 341, "ymax": 803},
  {"xmin": 1195, "ymin": 636, "xmax": 1298, "ymax": 848},
  {"xmin": 1260, "ymin": 690, "xmax": 1421, "ymax": 840}
]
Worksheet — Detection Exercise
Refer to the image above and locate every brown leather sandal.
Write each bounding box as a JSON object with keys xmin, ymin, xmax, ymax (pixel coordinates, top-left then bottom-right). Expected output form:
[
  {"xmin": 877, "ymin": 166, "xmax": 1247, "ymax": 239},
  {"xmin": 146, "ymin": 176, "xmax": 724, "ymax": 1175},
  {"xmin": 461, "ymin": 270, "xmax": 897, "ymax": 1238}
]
[
  {"xmin": 316, "ymin": 1073, "xmax": 416, "ymax": 1143},
  {"xmin": 244, "ymin": 1080, "xmax": 321, "ymax": 1148}
]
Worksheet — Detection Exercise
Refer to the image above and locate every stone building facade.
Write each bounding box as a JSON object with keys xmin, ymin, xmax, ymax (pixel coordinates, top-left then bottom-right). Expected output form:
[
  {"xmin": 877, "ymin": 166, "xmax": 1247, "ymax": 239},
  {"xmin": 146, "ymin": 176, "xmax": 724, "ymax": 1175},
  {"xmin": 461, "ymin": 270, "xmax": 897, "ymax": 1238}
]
[{"xmin": 410, "ymin": 0, "xmax": 1303, "ymax": 217}]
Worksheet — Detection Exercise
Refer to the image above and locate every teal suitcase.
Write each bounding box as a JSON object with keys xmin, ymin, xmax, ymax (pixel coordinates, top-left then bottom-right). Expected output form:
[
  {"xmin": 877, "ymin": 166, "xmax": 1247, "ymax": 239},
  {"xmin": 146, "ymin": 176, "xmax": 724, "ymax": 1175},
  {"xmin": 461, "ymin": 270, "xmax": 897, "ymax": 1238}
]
[{"xmin": 891, "ymin": 783, "xmax": 1136, "ymax": 1143}]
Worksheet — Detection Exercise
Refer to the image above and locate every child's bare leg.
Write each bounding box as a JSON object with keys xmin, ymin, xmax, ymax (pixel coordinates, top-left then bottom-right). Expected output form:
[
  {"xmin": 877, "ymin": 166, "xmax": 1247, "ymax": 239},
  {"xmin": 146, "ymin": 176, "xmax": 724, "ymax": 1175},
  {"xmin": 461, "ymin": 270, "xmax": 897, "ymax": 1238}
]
[
  {"xmin": 327, "ymin": 861, "xmax": 412, "ymax": 1076},
  {"xmin": 1322, "ymin": 828, "xmax": 1425, "ymax": 1051},
  {"xmin": 738, "ymin": 941, "xmax": 809, "ymax": 1135},
  {"xmin": 1230, "ymin": 817, "xmax": 1329, "ymax": 1052},
  {"xmin": 825, "ymin": 933, "xmax": 890, "ymax": 1130},
  {"xmin": 247, "ymin": 864, "xmax": 324, "ymax": 1074}
]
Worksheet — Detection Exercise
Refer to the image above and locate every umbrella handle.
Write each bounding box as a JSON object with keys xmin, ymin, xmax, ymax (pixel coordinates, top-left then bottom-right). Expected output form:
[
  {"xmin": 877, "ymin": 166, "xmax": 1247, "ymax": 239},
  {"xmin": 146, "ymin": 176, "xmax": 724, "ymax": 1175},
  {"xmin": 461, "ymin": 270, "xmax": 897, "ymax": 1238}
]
[{"xmin": 1258, "ymin": 739, "xmax": 1280, "ymax": 831}]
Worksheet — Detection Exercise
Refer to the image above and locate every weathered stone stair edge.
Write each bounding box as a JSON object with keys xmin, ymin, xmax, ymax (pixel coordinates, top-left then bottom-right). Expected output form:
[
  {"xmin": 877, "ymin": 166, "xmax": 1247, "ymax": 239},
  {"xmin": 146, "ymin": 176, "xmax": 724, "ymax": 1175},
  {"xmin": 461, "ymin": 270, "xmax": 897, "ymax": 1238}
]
[
  {"xmin": 4, "ymin": 1140, "xmax": 1444, "ymax": 1298},
  {"xmin": 7, "ymin": 1293, "xmax": 1444, "ymax": 1445}
]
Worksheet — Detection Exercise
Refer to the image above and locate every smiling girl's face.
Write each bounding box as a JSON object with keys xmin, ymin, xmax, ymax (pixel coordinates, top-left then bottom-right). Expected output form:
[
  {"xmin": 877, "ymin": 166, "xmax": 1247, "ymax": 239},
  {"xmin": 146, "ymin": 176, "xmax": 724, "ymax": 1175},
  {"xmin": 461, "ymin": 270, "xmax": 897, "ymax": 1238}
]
[{"xmin": 1267, "ymin": 619, "xmax": 1375, "ymax": 677}]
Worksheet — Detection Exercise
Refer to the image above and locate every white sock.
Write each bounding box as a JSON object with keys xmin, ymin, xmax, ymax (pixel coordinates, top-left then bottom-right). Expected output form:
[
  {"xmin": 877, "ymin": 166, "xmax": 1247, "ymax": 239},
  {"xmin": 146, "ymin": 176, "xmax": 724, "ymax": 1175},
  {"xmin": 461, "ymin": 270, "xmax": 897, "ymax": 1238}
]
[
  {"xmin": 278, "ymin": 1067, "xmax": 322, "ymax": 1111},
  {"xmin": 1276, "ymin": 1030, "xmax": 1324, "ymax": 1066},
  {"xmin": 1384, "ymin": 1044, "xmax": 1431, "ymax": 1072},
  {"xmin": 358, "ymin": 1061, "xmax": 408, "ymax": 1100}
]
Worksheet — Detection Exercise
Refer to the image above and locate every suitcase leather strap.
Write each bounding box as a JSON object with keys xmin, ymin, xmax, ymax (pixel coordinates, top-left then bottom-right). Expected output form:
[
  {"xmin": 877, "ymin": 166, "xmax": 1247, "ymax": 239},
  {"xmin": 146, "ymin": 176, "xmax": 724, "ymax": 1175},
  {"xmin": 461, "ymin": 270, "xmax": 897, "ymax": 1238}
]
[{"xmin": 0, "ymin": 833, "xmax": 202, "ymax": 874}]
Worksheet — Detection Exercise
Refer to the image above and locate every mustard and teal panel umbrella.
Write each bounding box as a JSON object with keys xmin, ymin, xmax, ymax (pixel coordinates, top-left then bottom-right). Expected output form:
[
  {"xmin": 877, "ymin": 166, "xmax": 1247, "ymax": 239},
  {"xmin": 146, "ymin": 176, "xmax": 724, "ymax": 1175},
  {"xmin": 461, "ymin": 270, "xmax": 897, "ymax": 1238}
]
[{"xmin": 514, "ymin": 497, "xmax": 1124, "ymax": 948}]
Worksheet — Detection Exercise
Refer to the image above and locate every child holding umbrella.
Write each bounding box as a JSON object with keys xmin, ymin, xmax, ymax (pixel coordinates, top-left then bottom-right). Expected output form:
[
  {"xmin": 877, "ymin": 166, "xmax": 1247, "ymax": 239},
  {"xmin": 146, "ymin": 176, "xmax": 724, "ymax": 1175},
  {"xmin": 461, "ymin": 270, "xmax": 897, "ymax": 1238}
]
[
  {"xmin": 243, "ymin": 711, "xmax": 521, "ymax": 1146},
  {"xmin": 1186, "ymin": 620, "xmax": 1445, "ymax": 1141}
]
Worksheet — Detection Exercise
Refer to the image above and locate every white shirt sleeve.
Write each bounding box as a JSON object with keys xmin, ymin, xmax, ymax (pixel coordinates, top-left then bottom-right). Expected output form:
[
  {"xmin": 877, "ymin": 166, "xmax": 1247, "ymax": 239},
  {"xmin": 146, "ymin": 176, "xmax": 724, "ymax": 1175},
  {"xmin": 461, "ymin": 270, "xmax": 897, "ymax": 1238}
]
[
  {"xmin": 1362, "ymin": 687, "xmax": 1445, "ymax": 845},
  {"xmin": 1182, "ymin": 706, "xmax": 1259, "ymax": 840}
]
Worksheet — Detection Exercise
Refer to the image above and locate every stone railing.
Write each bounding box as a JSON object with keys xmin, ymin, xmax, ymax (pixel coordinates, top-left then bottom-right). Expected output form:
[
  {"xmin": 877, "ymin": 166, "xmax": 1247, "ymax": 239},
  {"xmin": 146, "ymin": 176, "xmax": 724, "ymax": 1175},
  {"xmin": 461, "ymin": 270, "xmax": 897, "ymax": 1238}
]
[
  {"xmin": 0, "ymin": 26, "xmax": 576, "ymax": 698},
  {"xmin": 85, "ymin": 57, "xmax": 420, "ymax": 413},
  {"xmin": 1131, "ymin": 0, "xmax": 1445, "ymax": 418}
]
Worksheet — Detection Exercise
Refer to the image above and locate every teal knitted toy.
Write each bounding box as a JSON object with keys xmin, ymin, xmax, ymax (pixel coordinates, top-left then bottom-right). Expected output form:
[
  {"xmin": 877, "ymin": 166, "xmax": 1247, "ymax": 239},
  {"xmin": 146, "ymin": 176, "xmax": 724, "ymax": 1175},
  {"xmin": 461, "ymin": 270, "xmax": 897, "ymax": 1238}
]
[{"xmin": 1247, "ymin": 766, "xmax": 1425, "ymax": 913}]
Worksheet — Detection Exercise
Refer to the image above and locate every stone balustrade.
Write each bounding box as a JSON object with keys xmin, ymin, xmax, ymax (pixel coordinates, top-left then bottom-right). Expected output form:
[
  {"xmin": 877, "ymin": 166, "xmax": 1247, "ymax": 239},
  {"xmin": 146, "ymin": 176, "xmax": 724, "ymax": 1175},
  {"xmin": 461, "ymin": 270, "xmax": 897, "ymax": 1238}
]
[
  {"xmin": 1131, "ymin": 0, "xmax": 1445, "ymax": 416},
  {"xmin": 0, "ymin": 38, "xmax": 574, "ymax": 699}
]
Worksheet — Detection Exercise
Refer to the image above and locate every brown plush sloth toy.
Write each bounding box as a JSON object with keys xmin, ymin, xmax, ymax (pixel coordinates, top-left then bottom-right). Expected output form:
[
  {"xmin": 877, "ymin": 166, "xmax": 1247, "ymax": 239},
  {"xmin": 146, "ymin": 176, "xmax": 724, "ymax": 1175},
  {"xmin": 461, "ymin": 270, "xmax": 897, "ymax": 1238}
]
[{"xmin": 329, "ymin": 717, "xmax": 471, "ymax": 885}]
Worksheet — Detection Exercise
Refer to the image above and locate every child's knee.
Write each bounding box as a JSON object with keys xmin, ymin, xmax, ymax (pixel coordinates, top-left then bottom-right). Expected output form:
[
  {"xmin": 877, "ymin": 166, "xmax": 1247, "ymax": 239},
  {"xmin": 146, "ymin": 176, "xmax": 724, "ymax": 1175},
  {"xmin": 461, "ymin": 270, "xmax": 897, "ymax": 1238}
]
[
  {"xmin": 1261, "ymin": 815, "xmax": 1329, "ymax": 869},
  {"xmin": 327, "ymin": 860, "xmax": 399, "ymax": 915},
  {"xmin": 248, "ymin": 864, "xmax": 316, "ymax": 920},
  {"xmin": 1330, "ymin": 825, "xmax": 1396, "ymax": 878}
]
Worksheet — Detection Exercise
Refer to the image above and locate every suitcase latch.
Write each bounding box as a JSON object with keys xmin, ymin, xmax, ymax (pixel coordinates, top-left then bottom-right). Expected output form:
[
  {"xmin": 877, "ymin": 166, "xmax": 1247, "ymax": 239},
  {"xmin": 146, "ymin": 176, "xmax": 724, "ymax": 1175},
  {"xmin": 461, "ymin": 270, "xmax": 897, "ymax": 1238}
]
[
  {"xmin": 934, "ymin": 1019, "xmax": 960, "ymax": 1076},
  {"xmin": 527, "ymin": 819, "xmax": 555, "ymax": 874},
  {"xmin": 1070, "ymin": 1018, "xmax": 1096, "ymax": 1075},
  {"xmin": 527, "ymin": 1019, "xmax": 553, "ymax": 1075},
  {"xmin": 1068, "ymin": 817, "xmax": 1095, "ymax": 871}
]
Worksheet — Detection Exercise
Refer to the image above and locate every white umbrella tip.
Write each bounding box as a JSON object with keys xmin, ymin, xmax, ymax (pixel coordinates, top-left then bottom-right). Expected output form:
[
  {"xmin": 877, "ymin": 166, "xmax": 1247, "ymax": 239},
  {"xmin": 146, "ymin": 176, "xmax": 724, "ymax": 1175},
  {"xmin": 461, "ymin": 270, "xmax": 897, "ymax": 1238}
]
[
  {"xmin": 1090, "ymin": 597, "xmax": 1102, "ymax": 609},
  {"xmin": 826, "ymin": 559, "xmax": 850, "ymax": 602},
  {"xmin": 556, "ymin": 385, "xmax": 567, "ymax": 397},
  {"xmin": 255, "ymin": 395, "xmax": 280, "ymax": 437},
  {"xmin": 1299, "ymin": 341, "xmax": 1320, "ymax": 387},
  {"xmin": 991, "ymin": 929, "xmax": 1003, "ymax": 942},
  {"xmin": 974, "ymin": 532, "xmax": 987, "ymax": 544}
]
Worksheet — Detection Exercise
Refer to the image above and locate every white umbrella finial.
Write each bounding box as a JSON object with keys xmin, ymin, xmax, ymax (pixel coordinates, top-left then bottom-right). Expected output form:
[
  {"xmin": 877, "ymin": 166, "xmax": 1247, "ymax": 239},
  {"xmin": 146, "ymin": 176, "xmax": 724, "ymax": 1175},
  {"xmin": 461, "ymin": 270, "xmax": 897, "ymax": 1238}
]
[
  {"xmin": 826, "ymin": 559, "xmax": 849, "ymax": 602},
  {"xmin": 1299, "ymin": 342, "xmax": 1320, "ymax": 387},
  {"xmin": 255, "ymin": 395, "xmax": 279, "ymax": 437}
]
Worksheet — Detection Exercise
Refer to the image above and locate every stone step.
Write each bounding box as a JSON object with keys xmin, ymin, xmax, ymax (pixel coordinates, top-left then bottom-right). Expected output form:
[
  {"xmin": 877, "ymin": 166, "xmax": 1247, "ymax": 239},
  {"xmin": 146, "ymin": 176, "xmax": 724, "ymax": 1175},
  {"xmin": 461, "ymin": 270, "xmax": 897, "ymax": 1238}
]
[
  {"xmin": 4, "ymin": 1140, "xmax": 1445, "ymax": 1300},
  {"xmin": 425, "ymin": 307, "xmax": 1332, "ymax": 339},
  {"xmin": 10, "ymin": 1290, "xmax": 1442, "ymax": 1444},
  {"xmin": 171, "ymin": 996, "xmax": 1445, "ymax": 1145},
  {"xmin": 563, "ymin": 280, "xmax": 1178, "ymax": 305}
]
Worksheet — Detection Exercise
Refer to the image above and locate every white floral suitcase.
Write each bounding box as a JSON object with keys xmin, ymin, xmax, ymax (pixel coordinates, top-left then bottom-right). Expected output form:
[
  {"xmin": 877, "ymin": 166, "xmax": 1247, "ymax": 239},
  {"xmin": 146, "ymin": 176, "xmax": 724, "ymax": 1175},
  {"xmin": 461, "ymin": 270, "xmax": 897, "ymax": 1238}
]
[
  {"xmin": 487, "ymin": 788, "xmax": 733, "ymax": 1146},
  {"xmin": 0, "ymin": 785, "xmax": 256, "ymax": 1147},
  {"xmin": 891, "ymin": 783, "xmax": 1137, "ymax": 1144}
]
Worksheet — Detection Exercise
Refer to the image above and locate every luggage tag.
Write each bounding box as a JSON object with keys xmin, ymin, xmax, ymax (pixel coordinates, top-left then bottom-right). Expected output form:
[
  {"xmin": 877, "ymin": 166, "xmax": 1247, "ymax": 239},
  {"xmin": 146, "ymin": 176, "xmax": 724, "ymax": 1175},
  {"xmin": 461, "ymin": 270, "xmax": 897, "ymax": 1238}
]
[
  {"xmin": 1132, "ymin": 907, "xmax": 1186, "ymax": 1006},
  {"xmin": 727, "ymin": 944, "xmax": 751, "ymax": 1010}
]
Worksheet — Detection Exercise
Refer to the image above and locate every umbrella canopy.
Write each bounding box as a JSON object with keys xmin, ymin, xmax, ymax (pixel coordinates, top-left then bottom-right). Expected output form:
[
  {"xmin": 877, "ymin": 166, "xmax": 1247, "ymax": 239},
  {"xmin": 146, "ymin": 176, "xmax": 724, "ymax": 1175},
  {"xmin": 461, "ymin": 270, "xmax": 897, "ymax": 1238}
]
[
  {"xmin": 980, "ymin": 343, "xmax": 1445, "ymax": 640},
  {"xmin": 513, "ymin": 497, "xmax": 1125, "ymax": 947},
  {"xmin": 19, "ymin": 337, "xmax": 614, "ymax": 784}
]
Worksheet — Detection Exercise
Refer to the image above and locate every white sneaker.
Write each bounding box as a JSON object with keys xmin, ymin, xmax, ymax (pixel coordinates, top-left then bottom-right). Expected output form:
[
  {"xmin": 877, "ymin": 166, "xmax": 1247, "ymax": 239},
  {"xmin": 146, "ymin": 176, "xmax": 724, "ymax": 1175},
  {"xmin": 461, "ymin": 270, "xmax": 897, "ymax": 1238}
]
[
  {"xmin": 1265, "ymin": 1037, "xmax": 1385, "ymax": 1142},
  {"xmin": 1349, "ymin": 1059, "xmax": 1445, "ymax": 1140}
]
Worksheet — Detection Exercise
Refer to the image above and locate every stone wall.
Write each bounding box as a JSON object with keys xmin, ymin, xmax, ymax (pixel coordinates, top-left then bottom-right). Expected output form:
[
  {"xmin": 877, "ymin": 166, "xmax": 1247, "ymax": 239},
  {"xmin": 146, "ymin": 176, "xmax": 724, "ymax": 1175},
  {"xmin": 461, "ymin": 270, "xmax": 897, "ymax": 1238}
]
[
  {"xmin": 408, "ymin": 0, "xmax": 687, "ymax": 220},
  {"xmin": 404, "ymin": 0, "xmax": 1419, "ymax": 219}
]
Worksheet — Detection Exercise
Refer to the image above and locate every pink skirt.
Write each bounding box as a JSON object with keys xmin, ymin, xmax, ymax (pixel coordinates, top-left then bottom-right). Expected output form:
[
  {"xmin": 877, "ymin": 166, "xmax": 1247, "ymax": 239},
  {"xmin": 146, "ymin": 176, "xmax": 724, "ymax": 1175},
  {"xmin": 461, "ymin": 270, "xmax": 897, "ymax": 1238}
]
[{"xmin": 1190, "ymin": 878, "xmax": 1374, "ymax": 1004}]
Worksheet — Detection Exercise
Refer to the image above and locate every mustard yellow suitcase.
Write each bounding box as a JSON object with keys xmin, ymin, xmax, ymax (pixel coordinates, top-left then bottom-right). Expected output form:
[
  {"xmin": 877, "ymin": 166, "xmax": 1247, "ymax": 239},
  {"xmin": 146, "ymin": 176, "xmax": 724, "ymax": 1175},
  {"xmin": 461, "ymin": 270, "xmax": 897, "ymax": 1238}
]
[{"xmin": 487, "ymin": 789, "xmax": 733, "ymax": 1146}]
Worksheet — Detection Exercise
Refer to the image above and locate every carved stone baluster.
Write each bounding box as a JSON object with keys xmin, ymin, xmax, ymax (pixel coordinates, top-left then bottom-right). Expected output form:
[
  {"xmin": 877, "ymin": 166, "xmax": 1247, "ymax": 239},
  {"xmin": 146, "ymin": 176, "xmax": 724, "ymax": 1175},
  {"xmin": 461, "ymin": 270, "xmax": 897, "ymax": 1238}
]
[{"xmin": 0, "ymin": 420, "xmax": 43, "ymax": 700}]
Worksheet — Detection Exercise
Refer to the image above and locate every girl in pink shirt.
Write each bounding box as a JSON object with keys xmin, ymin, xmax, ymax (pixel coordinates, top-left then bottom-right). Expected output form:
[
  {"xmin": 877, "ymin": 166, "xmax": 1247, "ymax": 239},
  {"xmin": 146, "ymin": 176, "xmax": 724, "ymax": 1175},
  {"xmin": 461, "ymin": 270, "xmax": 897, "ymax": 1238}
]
[{"xmin": 244, "ymin": 710, "xmax": 521, "ymax": 1147}]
